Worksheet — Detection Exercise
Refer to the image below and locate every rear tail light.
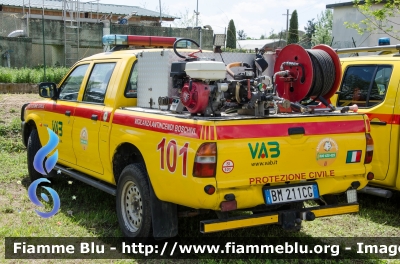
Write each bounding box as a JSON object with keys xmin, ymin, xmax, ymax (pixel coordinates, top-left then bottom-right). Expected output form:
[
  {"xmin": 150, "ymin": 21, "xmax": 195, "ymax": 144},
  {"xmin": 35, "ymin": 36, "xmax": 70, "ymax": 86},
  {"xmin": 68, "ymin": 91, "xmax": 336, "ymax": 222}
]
[
  {"xmin": 193, "ymin": 142, "xmax": 217, "ymax": 177},
  {"xmin": 204, "ymin": 185, "xmax": 216, "ymax": 195},
  {"xmin": 364, "ymin": 133, "xmax": 374, "ymax": 164}
]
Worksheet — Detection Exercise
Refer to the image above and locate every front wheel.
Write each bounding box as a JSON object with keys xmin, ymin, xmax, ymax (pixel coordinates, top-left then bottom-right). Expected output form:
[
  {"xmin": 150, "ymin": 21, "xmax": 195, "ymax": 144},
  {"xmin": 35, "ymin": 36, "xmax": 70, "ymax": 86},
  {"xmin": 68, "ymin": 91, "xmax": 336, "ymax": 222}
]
[
  {"xmin": 116, "ymin": 164, "xmax": 152, "ymax": 238},
  {"xmin": 27, "ymin": 129, "xmax": 43, "ymax": 182}
]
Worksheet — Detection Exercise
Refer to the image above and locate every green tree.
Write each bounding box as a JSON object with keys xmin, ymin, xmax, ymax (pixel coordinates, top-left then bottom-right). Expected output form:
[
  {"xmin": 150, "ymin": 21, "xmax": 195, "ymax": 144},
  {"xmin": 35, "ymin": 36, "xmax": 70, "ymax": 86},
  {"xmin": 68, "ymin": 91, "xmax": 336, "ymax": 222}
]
[
  {"xmin": 312, "ymin": 9, "xmax": 333, "ymax": 45},
  {"xmin": 302, "ymin": 19, "xmax": 316, "ymax": 48},
  {"xmin": 173, "ymin": 7, "xmax": 201, "ymax": 28},
  {"xmin": 268, "ymin": 30, "xmax": 286, "ymax": 39},
  {"xmin": 260, "ymin": 34, "xmax": 265, "ymax": 39},
  {"xmin": 237, "ymin": 29, "xmax": 247, "ymax": 40},
  {"xmin": 288, "ymin": 10, "xmax": 299, "ymax": 44},
  {"xmin": 268, "ymin": 32, "xmax": 279, "ymax": 39},
  {"xmin": 345, "ymin": 0, "xmax": 400, "ymax": 40},
  {"xmin": 227, "ymin": 19, "xmax": 237, "ymax": 49}
]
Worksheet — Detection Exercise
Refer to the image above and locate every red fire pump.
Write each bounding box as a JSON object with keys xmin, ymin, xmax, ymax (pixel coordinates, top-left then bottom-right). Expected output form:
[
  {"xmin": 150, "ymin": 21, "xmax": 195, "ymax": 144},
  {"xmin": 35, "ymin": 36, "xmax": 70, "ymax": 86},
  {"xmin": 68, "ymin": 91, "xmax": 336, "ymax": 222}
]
[
  {"xmin": 180, "ymin": 80, "xmax": 210, "ymax": 114},
  {"xmin": 170, "ymin": 38, "xmax": 229, "ymax": 116}
]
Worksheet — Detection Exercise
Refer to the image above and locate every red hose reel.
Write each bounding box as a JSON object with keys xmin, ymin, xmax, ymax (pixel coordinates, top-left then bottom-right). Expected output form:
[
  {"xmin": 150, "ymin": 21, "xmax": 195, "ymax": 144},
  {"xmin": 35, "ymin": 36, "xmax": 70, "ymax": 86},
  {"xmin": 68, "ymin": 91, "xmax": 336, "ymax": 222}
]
[{"xmin": 273, "ymin": 44, "xmax": 342, "ymax": 102}]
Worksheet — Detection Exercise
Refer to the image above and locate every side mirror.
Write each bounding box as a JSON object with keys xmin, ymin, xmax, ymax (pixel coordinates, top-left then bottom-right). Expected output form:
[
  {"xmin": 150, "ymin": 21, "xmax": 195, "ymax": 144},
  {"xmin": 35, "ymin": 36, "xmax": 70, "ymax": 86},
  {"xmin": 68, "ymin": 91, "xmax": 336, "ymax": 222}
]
[{"xmin": 39, "ymin": 82, "xmax": 57, "ymax": 99}]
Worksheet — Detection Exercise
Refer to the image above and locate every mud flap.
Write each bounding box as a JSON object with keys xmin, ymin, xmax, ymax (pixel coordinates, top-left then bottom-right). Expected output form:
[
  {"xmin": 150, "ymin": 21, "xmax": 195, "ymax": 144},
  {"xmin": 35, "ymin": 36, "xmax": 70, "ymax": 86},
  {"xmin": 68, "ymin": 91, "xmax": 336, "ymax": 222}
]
[{"xmin": 149, "ymin": 182, "xmax": 178, "ymax": 238}]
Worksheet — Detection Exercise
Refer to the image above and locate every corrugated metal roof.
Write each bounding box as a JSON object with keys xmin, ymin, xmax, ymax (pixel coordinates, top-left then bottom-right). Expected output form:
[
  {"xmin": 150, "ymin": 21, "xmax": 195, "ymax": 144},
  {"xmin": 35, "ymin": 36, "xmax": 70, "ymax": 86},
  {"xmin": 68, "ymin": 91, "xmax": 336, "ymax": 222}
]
[
  {"xmin": 0, "ymin": 0, "xmax": 177, "ymax": 19},
  {"xmin": 237, "ymin": 39, "xmax": 286, "ymax": 49},
  {"xmin": 326, "ymin": 1, "xmax": 365, "ymax": 8}
]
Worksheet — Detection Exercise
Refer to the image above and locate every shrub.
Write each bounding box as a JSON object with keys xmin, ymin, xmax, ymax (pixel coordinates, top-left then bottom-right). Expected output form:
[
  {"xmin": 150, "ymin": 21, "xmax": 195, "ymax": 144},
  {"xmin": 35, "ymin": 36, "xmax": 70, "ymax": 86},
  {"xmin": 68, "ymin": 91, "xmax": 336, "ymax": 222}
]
[{"xmin": 0, "ymin": 67, "xmax": 69, "ymax": 84}]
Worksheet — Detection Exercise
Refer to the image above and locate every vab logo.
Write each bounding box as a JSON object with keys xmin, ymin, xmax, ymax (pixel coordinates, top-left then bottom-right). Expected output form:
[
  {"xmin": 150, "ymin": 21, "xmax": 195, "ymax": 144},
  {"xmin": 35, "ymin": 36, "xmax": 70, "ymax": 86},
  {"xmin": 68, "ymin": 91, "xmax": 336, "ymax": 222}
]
[
  {"xmin": 28, "ymin": 128, "xmax": 60, "ymax": 218},
  {"xmin": 51, "ymin": 120, "xmax": 63, "ymax": 137},
  {"xmin": 248, "ymin": 141, "xmax": 280, "ymax": 159}
]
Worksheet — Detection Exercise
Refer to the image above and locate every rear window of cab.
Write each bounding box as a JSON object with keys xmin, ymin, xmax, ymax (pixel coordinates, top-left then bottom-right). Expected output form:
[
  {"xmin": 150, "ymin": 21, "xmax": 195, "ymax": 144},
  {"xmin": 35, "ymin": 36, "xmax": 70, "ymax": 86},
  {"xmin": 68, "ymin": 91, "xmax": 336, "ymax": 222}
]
[{"xmin": 337, "ymin": 65, "xmax": 393, "ymax": 108}]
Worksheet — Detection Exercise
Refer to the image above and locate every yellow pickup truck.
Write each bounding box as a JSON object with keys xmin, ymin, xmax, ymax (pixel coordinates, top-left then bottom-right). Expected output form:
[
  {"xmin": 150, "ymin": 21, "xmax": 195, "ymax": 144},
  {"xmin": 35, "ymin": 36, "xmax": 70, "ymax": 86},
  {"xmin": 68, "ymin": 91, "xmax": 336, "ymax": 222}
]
[
  {"xmin": 334, "ymin": 43, "xmax": 400, "ymax": 198},
  {"xmin": 21, "ymin": 35, "xmax": 373, "ymax": 239}
]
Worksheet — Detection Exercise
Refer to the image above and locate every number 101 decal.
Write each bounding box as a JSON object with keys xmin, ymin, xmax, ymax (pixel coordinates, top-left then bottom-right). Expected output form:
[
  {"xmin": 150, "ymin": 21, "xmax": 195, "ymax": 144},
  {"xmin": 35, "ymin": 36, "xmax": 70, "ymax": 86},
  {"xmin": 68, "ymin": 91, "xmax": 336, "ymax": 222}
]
[{"xmin": 157, "ymin": 138, "xmax": 189, "ymax": 176}]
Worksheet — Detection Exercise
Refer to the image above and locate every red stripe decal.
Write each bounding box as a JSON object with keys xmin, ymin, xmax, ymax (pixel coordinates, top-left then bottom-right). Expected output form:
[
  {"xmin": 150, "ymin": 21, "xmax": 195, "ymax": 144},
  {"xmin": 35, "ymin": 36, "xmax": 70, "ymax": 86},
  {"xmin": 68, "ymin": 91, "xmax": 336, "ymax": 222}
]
[
  {"xmin": 26, "ymin": 103, "xmax": 110, "ymax": 122},
  {"xmin": 113, "ymin": 113, "xmax": 201, "ymax": 139},
  {"xmin": 44, "ymin": 103, "xmax": 74, "ymax": 115},
  {"xmin": 26, "ymin": 103, "xmax": 46, "ymax": 111},
  {"xmin": 26, "ymin": 103, "xmax": 76, "ymax": 116},
  {"xmin": 216, "ymin": 120, "xmax": 366, "ymax": 140},
  {"xmin": 74, "ymin": 107, "xmax": 103, "ymax": 119},
  {"xmin": 210, "ymin": 126, "xmax": 215, "ymax": 140},
  {"xmin": 25, "ymin": 102, "xmax": 74, "ymax": 115},
  {"xmin": 366, "ymin": 113, "xmax": 400, "ymax": 125}
]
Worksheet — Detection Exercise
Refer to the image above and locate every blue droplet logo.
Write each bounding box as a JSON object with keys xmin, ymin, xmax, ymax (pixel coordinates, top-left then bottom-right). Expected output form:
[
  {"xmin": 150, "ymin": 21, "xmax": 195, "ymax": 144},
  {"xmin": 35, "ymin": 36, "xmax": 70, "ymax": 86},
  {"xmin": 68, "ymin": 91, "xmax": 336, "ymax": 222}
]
[
  {"xmin": 28, "ymin": 178, "xmax": 60, "ymax": 218},
  {"xmin": 28, "ymin": 128, "xmax": 60, "ymax": 218},
  {"xmin": 33, "ymin": 128, "xmax": 59, "ymax": 175}
]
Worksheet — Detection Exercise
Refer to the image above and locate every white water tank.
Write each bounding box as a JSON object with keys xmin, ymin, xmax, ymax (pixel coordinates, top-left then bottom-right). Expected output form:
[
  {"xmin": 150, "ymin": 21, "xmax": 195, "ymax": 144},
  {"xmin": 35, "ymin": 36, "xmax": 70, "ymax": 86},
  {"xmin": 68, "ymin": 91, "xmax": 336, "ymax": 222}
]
[{"xmin": 185, "ymin": 61, "xmax": 226, "ymax": 81}]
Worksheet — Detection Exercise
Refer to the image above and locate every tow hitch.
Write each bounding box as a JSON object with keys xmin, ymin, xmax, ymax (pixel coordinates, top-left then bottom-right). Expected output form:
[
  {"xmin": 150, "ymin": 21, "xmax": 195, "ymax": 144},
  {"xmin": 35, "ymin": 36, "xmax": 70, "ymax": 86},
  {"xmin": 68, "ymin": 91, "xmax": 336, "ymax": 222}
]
[{"xmin": 280, "ymin": 210, "xmax": 316, "ymax": 231}]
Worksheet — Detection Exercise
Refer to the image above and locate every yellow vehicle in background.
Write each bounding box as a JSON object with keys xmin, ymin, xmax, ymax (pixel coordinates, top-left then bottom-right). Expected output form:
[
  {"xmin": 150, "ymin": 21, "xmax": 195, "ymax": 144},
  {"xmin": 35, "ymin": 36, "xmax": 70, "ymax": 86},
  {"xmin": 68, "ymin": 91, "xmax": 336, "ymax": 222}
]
[
  {"xmin": 21, "ymin": 35, "xmax": 374, "ymax": 239},
  {"xmin": 334, "ymin": 42, "xmax": 400, "ymax": 198}
]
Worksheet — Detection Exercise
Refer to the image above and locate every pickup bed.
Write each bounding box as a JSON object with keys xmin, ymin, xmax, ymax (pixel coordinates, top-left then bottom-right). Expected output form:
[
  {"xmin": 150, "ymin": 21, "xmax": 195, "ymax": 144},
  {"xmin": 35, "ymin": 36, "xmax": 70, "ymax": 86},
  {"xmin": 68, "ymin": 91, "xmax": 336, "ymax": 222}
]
[{"xmin": 21, "ymin": 37, "xmax": 374, "ymax": 239}]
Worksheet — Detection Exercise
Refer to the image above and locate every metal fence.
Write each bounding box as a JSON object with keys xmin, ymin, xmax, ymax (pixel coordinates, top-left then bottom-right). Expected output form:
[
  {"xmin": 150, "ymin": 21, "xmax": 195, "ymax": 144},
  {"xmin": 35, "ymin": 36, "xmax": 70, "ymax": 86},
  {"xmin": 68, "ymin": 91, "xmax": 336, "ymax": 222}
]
[
  {"xmin": 111, "ymin": 24, "xmax": 214, "ymax": 50},
  {"xmin": 1, "ymin": 11, "xmax": 215, "ymax": 68}
]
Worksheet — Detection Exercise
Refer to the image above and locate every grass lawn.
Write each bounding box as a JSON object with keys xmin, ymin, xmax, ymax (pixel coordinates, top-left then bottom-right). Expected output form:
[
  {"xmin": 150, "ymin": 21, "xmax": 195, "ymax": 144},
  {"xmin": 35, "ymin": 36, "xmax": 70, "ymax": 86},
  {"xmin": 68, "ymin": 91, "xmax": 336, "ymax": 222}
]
[{"xmin": 1, "ymin": 94, "xmax": 400, "ymax": 263}]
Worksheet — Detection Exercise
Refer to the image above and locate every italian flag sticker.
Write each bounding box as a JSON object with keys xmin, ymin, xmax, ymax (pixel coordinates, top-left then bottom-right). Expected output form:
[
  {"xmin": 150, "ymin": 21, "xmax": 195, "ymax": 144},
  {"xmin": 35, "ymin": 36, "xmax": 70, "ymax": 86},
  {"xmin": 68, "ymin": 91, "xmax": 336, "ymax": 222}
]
[{"xmin": 346, "ymin": 150, "xmax": 362, "ymax": 163}]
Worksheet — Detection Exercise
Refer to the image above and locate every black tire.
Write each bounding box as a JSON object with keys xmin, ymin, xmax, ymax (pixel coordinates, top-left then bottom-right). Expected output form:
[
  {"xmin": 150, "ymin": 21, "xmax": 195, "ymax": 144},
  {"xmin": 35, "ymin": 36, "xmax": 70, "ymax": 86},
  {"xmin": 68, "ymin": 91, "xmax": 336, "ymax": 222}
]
[
  {"xmin": 27, "ymin": 129, "xmax": 43, "ymax": 182},
  {"xmin": 116, "ymin": 164, "xmax": 152, "ymax": 238},
  {"xmin": 317, "ymin": 195, "xmax": 338, "ymax": 206}
]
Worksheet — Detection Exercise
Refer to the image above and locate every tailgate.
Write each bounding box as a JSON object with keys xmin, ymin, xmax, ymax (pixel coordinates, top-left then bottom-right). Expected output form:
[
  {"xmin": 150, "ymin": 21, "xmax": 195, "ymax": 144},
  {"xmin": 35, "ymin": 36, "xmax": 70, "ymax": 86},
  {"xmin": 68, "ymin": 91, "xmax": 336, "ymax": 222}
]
[{"xmin": 215, "ymin": 114, "xmax": 368, "ymax": 189}]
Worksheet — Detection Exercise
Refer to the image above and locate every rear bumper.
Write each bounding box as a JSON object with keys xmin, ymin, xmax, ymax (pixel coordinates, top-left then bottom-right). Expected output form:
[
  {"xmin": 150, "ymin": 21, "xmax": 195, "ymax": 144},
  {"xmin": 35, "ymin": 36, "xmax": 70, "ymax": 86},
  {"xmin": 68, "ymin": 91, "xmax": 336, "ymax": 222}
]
[
  {"xmin": 200, "ymin": 203, "xmax": 359, "ymax": 233},
  {"xmin": 215, "ymin": 175, "xmax": 369, "ymax": 211}
]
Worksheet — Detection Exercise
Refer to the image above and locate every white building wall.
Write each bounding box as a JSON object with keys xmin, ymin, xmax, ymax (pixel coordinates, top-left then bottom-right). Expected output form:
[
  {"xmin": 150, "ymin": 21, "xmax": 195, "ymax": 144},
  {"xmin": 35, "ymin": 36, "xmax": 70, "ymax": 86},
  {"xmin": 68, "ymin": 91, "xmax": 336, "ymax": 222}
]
[{"xmin": 330, "ymin": 4, "xmax": 400, "ymax": 51}]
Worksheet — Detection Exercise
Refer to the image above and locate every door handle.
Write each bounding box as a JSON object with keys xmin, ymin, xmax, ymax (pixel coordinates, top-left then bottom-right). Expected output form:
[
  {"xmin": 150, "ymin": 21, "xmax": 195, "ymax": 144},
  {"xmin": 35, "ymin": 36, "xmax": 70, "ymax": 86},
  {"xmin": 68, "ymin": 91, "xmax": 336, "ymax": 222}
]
[
  {"xmin": 91, "ymin": 114, "xmax": 98, "ymax": 121},
  {"xmin": 370, "ymin": 121, "xmax": 387, "ymax": 126},
  {"xmin": 288, "ymin": 127, "xmax": 305, "ymax": 135},
  {"xmin": 65, "ymin": 110, "xmax": 71, "ymax": 117}
]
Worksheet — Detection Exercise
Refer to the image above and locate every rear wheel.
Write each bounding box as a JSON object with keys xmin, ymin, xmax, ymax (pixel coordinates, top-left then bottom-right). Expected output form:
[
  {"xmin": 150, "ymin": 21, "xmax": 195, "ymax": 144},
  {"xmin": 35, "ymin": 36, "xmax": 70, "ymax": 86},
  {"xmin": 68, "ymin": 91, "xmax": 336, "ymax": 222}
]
[
  {"xmin": 27, "ymin": 129, "xmax": 43, "ymax": 182},
  {"xmin": 116, "ymin": 164, "xmax": 152, "ymax": 238}
]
